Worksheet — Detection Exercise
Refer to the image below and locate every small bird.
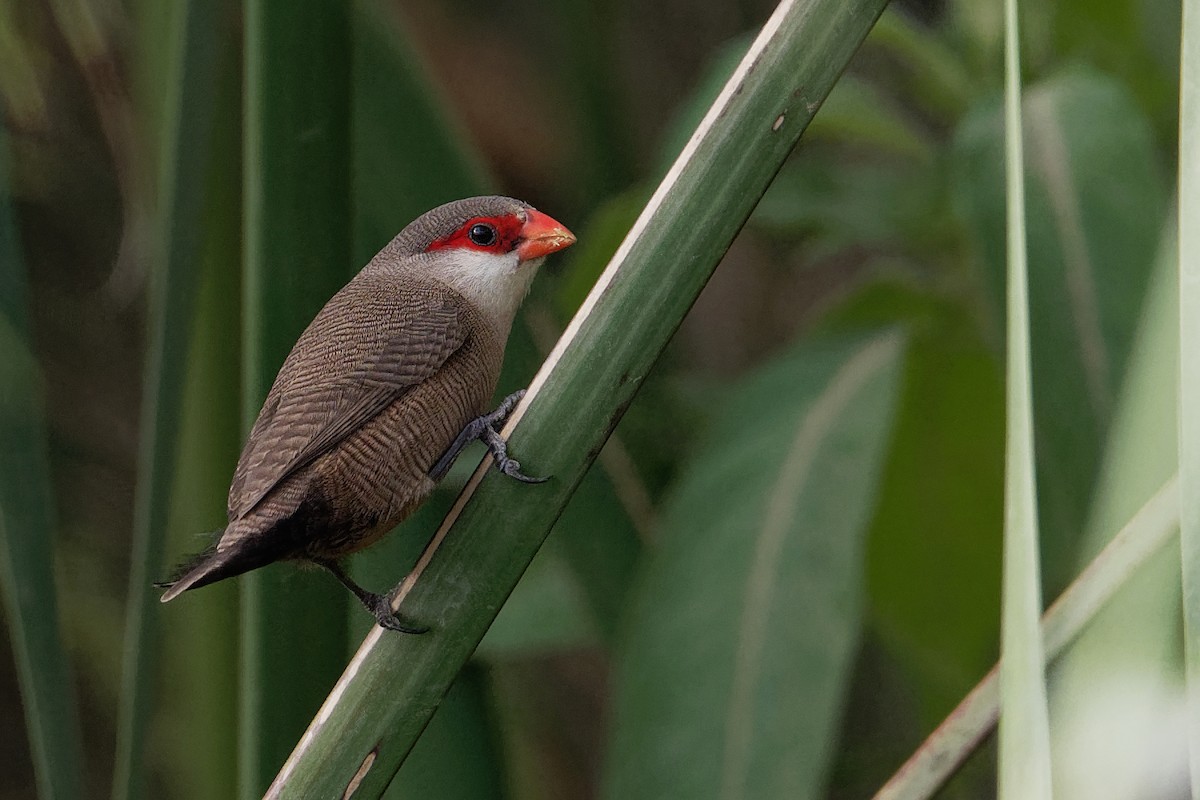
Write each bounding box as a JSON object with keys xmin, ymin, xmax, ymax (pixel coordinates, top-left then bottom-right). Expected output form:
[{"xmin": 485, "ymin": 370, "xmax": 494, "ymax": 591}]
[{"xmin": 158, "ymin": 196, "xmax": 575, "ymax": 632}]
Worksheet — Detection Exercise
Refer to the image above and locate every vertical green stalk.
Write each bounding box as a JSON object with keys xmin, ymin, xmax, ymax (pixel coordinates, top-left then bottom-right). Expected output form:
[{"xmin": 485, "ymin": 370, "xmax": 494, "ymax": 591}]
[
  {"xmin": 997, "ymin": 0, "xmax": 1053, "ymax": 797},
  {"xmin": 1180, "ymin": 0, "xmax": 1200, "ymax": 794},
  {"xmin": 241, "ymin": 1, "xmax": 352, "ymax": 796},
  {"xmin": 0, "ymin": 133, "xmax": 86, "ymax": 800},
  {"xmin": 112, "ymin": 4, "xmax": 225, "ymax": 799}
]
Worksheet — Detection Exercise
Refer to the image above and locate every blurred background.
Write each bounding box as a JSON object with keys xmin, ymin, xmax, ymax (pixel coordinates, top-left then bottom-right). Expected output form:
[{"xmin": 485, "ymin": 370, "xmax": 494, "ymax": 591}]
[{"xmin": 0, "ymin": 0, "xmax": 1187, "ymax": 798}]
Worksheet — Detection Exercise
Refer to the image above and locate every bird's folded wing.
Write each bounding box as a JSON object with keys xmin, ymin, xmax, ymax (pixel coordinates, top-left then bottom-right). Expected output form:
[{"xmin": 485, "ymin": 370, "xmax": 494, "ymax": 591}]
[{"xmin": 228, "ymin": 286, "xmax": 468, "ymax": 519}]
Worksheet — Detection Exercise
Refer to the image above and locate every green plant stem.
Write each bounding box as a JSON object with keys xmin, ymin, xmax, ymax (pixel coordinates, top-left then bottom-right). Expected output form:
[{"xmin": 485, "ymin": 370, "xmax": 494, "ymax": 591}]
[
  {"xmin": 264, "ymin": 0, "xmax": 889, "ymax": 797},
  {"xmin": 873, "ymin": 476, "xmax": 1181, "ymax": 800}
]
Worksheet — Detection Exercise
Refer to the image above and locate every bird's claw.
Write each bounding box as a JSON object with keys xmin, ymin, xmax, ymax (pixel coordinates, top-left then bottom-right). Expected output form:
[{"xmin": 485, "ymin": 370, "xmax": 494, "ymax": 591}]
[
  {"xmin": 368, "ymin": 596, "xmax": 428, "ymax": 634},
  {"xmin": 496, "ymin": 454, "xmax": 549, "ymax": 484}
]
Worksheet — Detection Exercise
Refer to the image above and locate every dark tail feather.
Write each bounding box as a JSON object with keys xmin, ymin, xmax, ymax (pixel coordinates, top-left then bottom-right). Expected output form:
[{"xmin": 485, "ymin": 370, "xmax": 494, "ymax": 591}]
[{"xmin": 157, "ymin": 536, "xmax": 280, "ymax": 602}]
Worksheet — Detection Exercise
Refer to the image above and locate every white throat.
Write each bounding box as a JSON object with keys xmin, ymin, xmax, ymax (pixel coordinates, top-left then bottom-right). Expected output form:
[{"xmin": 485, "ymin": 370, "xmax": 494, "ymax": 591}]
[{"xmin": 422, "ymin": 249, "xmax": 542, "ymax": 334}]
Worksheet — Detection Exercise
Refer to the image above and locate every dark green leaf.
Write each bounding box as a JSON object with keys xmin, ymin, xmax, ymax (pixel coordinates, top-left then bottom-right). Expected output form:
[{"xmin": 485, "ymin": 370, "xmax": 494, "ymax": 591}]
[{"xmin": 819, "ymin": 279, "xmax": 1004, "ymax": 721}]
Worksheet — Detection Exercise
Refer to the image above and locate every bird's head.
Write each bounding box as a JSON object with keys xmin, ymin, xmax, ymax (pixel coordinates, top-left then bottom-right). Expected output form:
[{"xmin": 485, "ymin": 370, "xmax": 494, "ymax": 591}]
[{"xmin": 387, "ymin": 195, "xmax": 575, "ymax": 329}]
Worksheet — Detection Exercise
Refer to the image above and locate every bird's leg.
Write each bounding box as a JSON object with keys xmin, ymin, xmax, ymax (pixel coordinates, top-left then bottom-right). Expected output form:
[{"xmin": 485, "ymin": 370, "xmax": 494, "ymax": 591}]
[
  {"xmin": 317, "ymin": 559, "xmax": 427, "ymax": 634},
  {"xmin": 428, "ymin": 390, "xmax": 548, "ymax": 484}
]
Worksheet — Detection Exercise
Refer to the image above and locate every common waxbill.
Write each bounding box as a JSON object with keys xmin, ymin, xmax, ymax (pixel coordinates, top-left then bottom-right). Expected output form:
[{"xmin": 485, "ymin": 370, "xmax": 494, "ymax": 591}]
[{"xmin": 158, "ymin": 196, "xmax": 575, "ymax": 632}]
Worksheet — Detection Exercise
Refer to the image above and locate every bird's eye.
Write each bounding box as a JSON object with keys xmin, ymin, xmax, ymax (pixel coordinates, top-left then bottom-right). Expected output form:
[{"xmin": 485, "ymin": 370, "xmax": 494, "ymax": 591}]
[{"xmin": 467, "ymin": 223, "xmax": 498, "ymax": 246}]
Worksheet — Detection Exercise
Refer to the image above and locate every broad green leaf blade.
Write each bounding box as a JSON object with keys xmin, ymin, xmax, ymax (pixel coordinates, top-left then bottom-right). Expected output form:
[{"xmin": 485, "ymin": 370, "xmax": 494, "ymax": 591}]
[
  {"xmin": 819, "ymin": 281, "xmax": 1004, "ymax": 721},
  {"xmin": 873, "ymin": 476, "xmax": 1181, "ymax": 800},
  {"xmin": 1181, "ymin": 0, "xmax": 1200, "ymax": 791},
  {"xmin": 111, "ymin": 4, "xmax": 227, "ymax": 798},
  {"xmin": 997, "ymin": 2, "xmax": 1053, "ymax": 796},
  {"xmin": 953, "ymin": 69, "xmax": 1168, "ymax": 594},
  {"xmin": 240, "ymin": 1, "xmax": 352, "ymax": 795},
  {"xmin": 604, "ymin": 332, "xmax": 904, "ymax": 800},
  {"xmin": 267, "ymin": 1, "xmax": 890, "ymax": 796},
  {"xmin": 0, "ymin": 132, "xmax": 85, "ymax": 800}
]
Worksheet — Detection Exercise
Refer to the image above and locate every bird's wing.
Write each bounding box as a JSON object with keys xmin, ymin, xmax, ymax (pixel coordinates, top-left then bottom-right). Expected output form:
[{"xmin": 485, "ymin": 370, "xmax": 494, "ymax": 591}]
[{"xmin": 228, "ymin": 283, "xmax": 468, "ymax": 519}]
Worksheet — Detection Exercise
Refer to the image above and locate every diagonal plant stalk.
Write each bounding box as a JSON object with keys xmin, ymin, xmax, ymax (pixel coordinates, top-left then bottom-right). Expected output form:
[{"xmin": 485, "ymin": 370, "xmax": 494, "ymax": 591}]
[
  {"xmin": 873, "ymin": 475, "xmax": 1181, "ymax": 800},
  {"xmin": 264, "ymin": 0, "xmax": 889, "ymax": 796},
  {"xmin": 111, "ymin": 4, "xmax": 227, "ymax": 799}
]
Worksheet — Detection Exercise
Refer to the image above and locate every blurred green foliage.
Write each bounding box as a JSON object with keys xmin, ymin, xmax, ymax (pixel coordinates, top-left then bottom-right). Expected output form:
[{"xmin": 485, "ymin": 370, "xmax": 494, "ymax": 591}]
[{"xmin": 0, "ymin": 0, "xmax": 1188, "ymax": 797}]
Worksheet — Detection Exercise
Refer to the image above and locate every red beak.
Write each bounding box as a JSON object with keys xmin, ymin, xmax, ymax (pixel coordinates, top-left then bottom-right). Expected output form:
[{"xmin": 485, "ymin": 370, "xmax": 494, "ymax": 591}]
[{"xmin": 517, "ymin": 209, "xmax": 576, "ymax": 261}]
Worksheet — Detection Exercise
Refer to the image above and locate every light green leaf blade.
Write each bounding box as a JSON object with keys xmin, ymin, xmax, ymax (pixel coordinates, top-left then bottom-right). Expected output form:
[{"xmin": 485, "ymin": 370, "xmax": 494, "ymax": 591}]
[
  {"xmin": 952, "ymin": 69, "xmax": 1167, "ymax": 594},
  {"xmin": 1180, "ymin": 0, "xmax": 1200, "ymax": 792},
  {"xmin": 997, "ymin": 2, "xmax": 1052, "ymax": 795},
  {"xmin": 604, "ymin": 332, "xmax": 904, "ymax": 800},
  {"xmin": 1052, "ymin": 222, "xmax": 1184, "ymax": 798}
]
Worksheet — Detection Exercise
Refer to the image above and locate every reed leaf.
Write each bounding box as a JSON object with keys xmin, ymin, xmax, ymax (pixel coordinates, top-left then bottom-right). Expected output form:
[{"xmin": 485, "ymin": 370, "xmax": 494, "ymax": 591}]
[
  {"xmin": 1180, "ymin": 0, "xmax": 1200, "ymax": 792},
  {"xmin": 997, "ymin": 0, "xmax": 1053, "ymax": 795}
]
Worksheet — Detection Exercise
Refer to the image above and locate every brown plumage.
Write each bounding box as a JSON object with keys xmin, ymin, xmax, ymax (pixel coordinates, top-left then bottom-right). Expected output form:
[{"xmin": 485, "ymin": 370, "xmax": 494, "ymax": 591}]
[{"xmin": 158, "ymin": 196, "xmax": 575, "ymax": 631}]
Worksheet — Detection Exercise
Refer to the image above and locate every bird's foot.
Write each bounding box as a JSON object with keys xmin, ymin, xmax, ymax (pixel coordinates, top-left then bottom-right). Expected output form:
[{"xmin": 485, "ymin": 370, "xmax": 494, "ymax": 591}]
[
  {"xmin": 429, "ymin": 389, "xmax": 550, "ymax": 483},
  {"xmin": 318, "ymin": 559, "xmax": 428, "ymax": 634},
  {"xmin": 480, "ymin": 426, "xmax": 548, "ymax": 484},
  {"xmin": 364, "ymin": 592, "xmax": 428, "ymax": 635}
]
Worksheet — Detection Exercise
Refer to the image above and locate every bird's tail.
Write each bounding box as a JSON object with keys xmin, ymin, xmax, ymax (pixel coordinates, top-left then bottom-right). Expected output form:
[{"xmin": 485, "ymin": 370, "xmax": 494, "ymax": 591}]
[{"xmin": 157, "ymin": 535, "xmax": 280, "ymax": 603}]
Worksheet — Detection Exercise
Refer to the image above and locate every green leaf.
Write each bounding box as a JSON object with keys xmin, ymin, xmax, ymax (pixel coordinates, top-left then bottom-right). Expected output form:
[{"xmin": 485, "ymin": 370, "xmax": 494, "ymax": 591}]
[
  {"xmin": 873, "ymin": 476, "xmax": 1181, "ymax": 800},
  {"xmin": 604, "ymin": 332, "xmax": 904, "ymax": 800},
  {"xmin": 1052, "ymin": 224, "xmax": 1184, "ymax": 796},
  {"xmin": 1179, "ymin": 0, "xmax": 1200, "ymax": 790},
  {"xmin": 265, "ymin": 1, "xmax": 892, "ymax": 795},
  {"xmin": 819, "ymin": 279, "xmax": 1004, "ymax": 720},
  {"xmin": 0, "ymin": 129, "xmax": 86, "ymax": 800},
  {"xmin": 952, "ymin": 68, "xmax": 1168, "ymax": 594}
]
